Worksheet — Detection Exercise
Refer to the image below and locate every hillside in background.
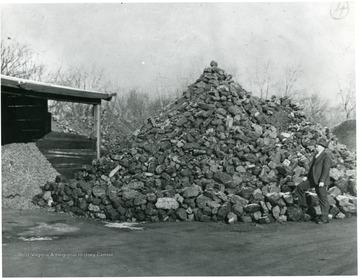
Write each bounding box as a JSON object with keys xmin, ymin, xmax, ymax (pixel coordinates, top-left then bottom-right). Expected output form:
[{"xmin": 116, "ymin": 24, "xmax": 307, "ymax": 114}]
[{"xmin": 332, "ymin": 119, "xmax": 356, "ymax": 152}]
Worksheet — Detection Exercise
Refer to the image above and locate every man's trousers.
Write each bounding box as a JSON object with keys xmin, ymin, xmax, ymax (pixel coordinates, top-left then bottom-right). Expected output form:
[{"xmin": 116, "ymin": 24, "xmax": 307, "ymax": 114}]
[{"xmin": 294, "ymin": 180, "xmax": 330, "ymax": 220}]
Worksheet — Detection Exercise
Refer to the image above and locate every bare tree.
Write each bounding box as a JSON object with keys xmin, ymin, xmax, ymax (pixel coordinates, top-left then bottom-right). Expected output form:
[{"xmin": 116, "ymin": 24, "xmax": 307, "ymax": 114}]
[
  {"xmin": 49, "ymin": 65, "xmax": 106, "ymax": 91},
  {"xmin": 298, "ymin": 92, "xmax": 329, "ymax": 125},
  {"xmin": 148, "ymin": 95, "xmax": 172, "ymax": 117},
  {"xmin": 247, "ymin": 62, "xmax": 304, "ymax": 99},
  {"xmin": 126, "ymin": 89, "xmax": 149, "ymax": 126},
  {"xmin": 48, "ymin": 66, "xmax": 108, "ymax": 117},
  {"xmin": 247, "ymin": 60, "xmax": 275, "ymax": 99},
  {"xmin": 257, "ymin": 61, "xmax": 273, "ymax": 99},
  {"xmin": 1, "ymin": 39, "xmax": 46, "ymax": 80},
  {"xmin": 337, "ymin": 76, "xmax": 355, "ymax": 120},
  {"xmin": 276, "ymin": 63, "xmax": 304, "ymax": 97}
]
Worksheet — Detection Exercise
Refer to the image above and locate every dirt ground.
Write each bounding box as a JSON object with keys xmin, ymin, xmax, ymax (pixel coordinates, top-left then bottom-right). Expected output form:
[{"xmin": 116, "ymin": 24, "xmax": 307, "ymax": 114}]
[{"xmin": 2, "ymin": 208, "xmax": 357, "ymax": 277}]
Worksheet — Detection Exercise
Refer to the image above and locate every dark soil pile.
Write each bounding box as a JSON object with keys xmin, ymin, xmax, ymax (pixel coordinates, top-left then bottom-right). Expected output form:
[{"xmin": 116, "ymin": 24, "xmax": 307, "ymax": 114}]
[
  {"xmin": 331, "ymin": 119, "xmax": 356, "ymax": 151},
  {"xmin": 35, "ymin": 62, "xmax": 357, "ymax": 223}
]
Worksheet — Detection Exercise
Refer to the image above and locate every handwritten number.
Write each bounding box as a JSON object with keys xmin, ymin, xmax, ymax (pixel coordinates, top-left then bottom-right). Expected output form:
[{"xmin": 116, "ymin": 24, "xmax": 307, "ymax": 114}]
[
  {"xmin": 335, "ymin": 2, "xmax": 347, "ymax": 17},
  {"xmin": 330, "ymin": 2, "xmax": 349, "ymax": 20}
]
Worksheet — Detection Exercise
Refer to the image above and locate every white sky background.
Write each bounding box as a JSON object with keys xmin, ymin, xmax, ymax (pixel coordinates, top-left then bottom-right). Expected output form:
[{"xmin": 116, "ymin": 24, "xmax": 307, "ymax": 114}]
[{"xmin": 0, "ymin": 2, "xmax": 356, "ymax": 104}]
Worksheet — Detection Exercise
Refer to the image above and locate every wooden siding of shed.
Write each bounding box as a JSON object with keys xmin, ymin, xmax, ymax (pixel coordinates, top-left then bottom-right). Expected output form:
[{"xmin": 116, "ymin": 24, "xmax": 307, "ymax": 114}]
[{"xmin": 1, "ymin": 93, "xmax": 51, "ymax": 144}]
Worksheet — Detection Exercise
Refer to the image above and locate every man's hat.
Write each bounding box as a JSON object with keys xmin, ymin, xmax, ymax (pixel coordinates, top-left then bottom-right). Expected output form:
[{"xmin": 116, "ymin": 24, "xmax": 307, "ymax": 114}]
[{"xmin": 317, "ymin": 138, "xmax": 328, "ymax": 148}]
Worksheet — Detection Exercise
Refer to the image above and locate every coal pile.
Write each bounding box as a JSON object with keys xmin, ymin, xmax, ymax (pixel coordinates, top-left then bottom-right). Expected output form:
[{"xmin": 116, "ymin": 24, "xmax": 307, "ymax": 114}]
[{"xmin": 35, "ymin": 62, "xmax": 357, "ymax": 223}]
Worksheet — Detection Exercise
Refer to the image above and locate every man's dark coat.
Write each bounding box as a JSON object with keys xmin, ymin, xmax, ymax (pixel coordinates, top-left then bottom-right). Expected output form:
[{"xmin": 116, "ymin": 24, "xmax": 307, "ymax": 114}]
[{"xmin": 308, "ymin": 151, "xmax": 331, "ymax": 186}]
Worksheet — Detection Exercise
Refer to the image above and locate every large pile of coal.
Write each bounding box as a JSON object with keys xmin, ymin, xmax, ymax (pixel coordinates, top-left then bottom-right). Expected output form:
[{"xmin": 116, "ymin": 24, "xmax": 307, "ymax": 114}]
[{"xmin": 35, "ymin": 62, "xmax": 357, "ymax": 223}]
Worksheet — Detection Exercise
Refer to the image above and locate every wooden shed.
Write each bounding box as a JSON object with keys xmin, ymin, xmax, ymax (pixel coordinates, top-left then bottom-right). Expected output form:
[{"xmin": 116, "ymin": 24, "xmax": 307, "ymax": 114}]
[{"xmin": 1, "ymin": 75, "xmax": 116, "ymax": 177}]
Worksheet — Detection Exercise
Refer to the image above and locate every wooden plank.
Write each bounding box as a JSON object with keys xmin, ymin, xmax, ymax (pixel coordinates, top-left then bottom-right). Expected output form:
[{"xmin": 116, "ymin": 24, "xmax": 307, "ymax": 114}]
[
  {"xmin": 40, "ymin": 131, "xmax": 92, "ymax": 141},
  {"xmin": 36, "ymin": 140, "xmax": 96, "ymax": 150},
  {"xmin": 10, "ymin": 128, "xmax": 46, "ymax": 136},
  {"xmin": 36, "ymin": 132, "xmax": 97, "ymax": 150},
  {"xmin": 44, "ymin": 154, "xmax": 96, "ymax": 160},
  {"xmin": 8, "ymin": 131, "xmax": 48, "ymax": 143},
  {"xmin": 42, "ymin": 149, "xmax": 97, "ymax": 156},
  {"xmin": 43, "ymin": 151, "xmax": 96, "ymax": 159},
  {"xmin": 46, "ymin": 157, "xmax": 96, "ymax": 165},
  {"xmin": 11, "ymin": 120, "xmax": 48, "ymax": 130},
  {"xmin": 7, "ymin": 106, "xmax": 48, "ymax": 117},
  {"xmin": 3, "ymin": 93, "xmax": 48, "ymax": 106}
]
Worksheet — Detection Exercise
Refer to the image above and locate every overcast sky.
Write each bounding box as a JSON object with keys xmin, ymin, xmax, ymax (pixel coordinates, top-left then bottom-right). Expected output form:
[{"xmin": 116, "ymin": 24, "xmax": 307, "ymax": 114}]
[{"xmin": 0, "ymin": 2, "xmax": 356, "ymax": 104}]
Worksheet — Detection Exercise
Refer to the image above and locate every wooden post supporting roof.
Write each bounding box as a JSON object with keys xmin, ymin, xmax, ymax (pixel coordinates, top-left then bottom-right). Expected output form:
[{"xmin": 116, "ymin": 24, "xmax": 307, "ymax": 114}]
[{"xmin": 94, "ymin": 104, "xmax": 101, "ymax": 160}]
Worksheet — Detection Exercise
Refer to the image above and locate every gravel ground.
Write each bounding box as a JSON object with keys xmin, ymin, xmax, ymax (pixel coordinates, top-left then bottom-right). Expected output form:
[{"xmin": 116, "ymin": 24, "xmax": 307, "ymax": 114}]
[{"xmin": 2, "ymin": 143, "xmax": 59, "ymax": 210}]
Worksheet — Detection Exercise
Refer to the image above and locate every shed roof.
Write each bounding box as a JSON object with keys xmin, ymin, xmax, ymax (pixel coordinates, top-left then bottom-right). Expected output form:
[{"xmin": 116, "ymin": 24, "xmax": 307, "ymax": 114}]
[{"xmin": 1, "ymin": 75, "xmax": 116, "ymax": 104}]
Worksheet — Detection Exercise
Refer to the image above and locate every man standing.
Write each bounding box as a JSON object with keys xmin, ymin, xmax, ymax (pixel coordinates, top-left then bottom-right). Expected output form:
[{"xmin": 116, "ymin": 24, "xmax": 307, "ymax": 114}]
[{"xmin": 294, "ymin": 138, "xmax": 332, "ymax": 224}]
